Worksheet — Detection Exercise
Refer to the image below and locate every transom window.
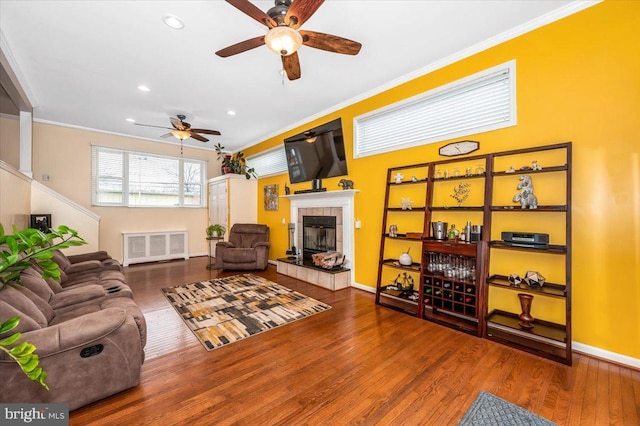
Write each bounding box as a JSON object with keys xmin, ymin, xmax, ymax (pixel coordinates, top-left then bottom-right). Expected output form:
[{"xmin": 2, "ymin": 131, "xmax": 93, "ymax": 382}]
[
  {"xmin": 246, "ymin": 146, "xmax": 288, "ymax": 178},
  {"xmin": 354, "ymin": 60, "xmax": 516, "ymax": 158},
  {"xmin": 91, "ymin": 146, "xmax": 206, "ymax": 207}
]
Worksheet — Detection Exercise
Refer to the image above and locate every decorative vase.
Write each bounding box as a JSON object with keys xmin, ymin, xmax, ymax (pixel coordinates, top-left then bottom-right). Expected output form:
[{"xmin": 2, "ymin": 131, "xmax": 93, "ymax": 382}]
[
  {"xmin": 517, "ymin": 293, "xmax": 534, "ymax": 329},
  {"xmin": 398, "ymin": 252, "xmax": 412, "ymax": 266}
]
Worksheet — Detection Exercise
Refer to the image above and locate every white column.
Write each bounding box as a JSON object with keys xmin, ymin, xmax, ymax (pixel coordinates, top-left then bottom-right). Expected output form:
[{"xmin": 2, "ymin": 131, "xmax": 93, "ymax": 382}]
[{"xmin": 19, "ymin": 110, "xmax": 32, "ymax": 178}]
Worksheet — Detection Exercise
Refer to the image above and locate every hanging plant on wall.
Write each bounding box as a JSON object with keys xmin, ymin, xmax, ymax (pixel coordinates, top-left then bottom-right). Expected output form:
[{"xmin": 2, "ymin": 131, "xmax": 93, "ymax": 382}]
[{"xmin": 0, "ymin": 224, "xmax": 87, "ymax": 389}]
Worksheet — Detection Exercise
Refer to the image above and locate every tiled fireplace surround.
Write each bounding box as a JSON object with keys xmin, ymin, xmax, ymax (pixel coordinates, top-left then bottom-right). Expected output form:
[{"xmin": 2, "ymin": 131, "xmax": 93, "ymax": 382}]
[{"xmin": 276, "ymin": 190, "xmax": 357, "ymax": 290}]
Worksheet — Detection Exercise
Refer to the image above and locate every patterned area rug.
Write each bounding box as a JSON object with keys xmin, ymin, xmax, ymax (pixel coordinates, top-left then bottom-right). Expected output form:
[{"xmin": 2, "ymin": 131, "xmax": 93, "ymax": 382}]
[
  {"xmin": 459, "ymin": 391, "xmax": 557, "ymax": 425},
  {"xmin": 162, "ymin": 274, "xmax": 331, "ymax": 351}
]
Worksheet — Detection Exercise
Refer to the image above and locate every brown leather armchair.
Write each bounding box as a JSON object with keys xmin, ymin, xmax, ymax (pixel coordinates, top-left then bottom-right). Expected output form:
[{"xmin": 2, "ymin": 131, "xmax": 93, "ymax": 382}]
[{"xmin": 215, "ymin": 224, "xmax": 271, "ymax": 270}]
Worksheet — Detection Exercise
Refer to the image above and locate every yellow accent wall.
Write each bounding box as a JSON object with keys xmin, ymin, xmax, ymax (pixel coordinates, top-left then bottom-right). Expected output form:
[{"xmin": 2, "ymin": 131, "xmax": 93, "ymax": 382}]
[{"xmin": 246, "ymin": 1, "xmax": 640, "ymax": 359}]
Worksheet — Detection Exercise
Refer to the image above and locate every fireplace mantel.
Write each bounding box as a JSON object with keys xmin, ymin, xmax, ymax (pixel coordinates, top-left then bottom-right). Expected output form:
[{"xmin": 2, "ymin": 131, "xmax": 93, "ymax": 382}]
[{"xmin": 283, "ymin": 190, "xmax": 358, "ymax": 286}]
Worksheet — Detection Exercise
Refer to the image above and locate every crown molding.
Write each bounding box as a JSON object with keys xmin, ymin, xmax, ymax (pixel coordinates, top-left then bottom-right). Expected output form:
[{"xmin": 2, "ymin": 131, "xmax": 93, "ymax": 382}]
[{"xmin": 238, "ymin": 0, "xmax": 602, "ymax": 152}]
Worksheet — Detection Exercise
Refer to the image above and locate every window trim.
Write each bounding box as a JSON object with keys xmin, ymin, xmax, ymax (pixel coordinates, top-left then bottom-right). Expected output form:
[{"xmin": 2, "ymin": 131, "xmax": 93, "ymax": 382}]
[
  {"xmin": 91, "ymin": 145, "xmax": 207, "ymax": 208},
  {"xmin": 353, "ymin": 60, "xmax": 516, "ymax": 158}
]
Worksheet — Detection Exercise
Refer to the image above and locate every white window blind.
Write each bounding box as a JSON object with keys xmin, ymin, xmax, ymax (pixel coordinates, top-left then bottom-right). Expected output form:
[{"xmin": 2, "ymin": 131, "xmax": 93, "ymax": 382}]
[
  {"xmin": 354, "ymin": 60, "xmax": 516, "ymax": 158},
  {"xmin": 91, "ymin": 146, "xmax": 206, "ymax": 207},
  {"xmin": 246, "ymin": 146, "xmax": 288, "ymax": 178}
]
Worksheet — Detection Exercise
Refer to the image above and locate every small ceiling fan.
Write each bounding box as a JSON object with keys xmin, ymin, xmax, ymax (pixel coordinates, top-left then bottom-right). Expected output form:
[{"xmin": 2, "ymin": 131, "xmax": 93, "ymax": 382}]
[
  {"xmin": 134, "ymin": 115, "xmax": 221, "ymax": 142},
  {"xmin": 215, "ymin": 0, "xmax": 362, "ymax": 81}
]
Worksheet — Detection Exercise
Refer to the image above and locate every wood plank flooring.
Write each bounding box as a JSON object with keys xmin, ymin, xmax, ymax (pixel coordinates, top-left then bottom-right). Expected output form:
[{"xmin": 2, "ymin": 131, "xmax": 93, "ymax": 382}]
[{"xmin": 70, "ymin": 257, "xmax": 640, "ymax": 425}]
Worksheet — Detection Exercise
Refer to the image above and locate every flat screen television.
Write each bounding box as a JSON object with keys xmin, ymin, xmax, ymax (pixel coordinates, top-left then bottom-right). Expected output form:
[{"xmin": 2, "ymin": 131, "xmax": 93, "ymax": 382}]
[{"xmin": 284, "ymin": 118, "xmax": 348, "ymax": 184}]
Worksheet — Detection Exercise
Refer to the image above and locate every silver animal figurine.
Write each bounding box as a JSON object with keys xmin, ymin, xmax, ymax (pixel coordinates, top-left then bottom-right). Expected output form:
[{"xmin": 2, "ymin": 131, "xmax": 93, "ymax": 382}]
[
  {"xmin": 338, "ymin": 179, "xmax": 354, "ymax": 190},
  {"xmin": 513, "ymin": 175, "xmax": 538, "ymax": 209}
]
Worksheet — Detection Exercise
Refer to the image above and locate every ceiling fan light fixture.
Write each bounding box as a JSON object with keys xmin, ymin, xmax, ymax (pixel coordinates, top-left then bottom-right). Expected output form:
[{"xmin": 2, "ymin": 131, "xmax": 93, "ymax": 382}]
[
  {"xmin": 264, "ymin": 26, "xmax": 302, "ymax": 56},
  {"xmin": 171, "ymin": 130, "xmax": 190, "ymax": 141}
]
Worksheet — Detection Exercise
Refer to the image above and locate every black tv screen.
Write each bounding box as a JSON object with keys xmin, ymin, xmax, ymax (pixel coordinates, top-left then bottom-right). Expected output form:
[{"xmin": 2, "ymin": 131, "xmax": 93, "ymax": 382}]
[{"xmin": 284, "ymin": 118, "xmax": 348, "ymax": 184}]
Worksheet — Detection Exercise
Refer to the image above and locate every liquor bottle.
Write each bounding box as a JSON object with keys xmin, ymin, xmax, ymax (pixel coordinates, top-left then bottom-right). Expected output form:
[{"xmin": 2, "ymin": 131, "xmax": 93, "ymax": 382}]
[
  {"xmin": 425, "ymin": 288, "xmax": 432, "ymax": 294},
  {"xmin": 444, "ymin": 282, "xmax": 451, "ymax": 289},
  {"xmin": 435, "ymin": 290, "xmax": 442, "ymax": 296}
]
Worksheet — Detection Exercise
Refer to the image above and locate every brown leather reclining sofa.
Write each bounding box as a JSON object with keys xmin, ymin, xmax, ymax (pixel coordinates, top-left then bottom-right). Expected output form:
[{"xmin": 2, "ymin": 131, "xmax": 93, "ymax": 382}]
[{"xmin": 0, "ymin": 249, "xmax": 146, "ymax": 410}]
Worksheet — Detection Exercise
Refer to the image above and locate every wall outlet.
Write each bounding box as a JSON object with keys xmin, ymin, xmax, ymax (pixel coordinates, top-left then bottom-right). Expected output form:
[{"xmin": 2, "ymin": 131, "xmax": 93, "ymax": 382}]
[{"xmin": 355, "ymin": 219, "xmax": 361, "ymax": 229}]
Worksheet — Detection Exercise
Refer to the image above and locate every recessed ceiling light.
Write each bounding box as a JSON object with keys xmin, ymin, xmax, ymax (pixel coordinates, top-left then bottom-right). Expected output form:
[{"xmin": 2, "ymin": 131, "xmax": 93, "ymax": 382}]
[
  {"xmin": 163, "ymin": 15, "xmax": 184, "ymax": 30},
  {"xmin": 137, "ymin": 85, "xmax": 151, "ymax": 92},
  {"xmin": 226, "ymin": 110, "xmax": 236, "ymax": 116},
  {"xmin": 126, "ymin": 118, "xmax": 136, "ymax": 123}
]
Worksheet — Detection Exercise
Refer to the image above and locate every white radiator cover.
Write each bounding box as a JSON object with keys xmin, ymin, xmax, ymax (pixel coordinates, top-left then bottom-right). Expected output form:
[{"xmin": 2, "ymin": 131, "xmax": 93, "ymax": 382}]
[{"xmin": 122, "ymin": 231, "xmax": 189, "ymax": 266}]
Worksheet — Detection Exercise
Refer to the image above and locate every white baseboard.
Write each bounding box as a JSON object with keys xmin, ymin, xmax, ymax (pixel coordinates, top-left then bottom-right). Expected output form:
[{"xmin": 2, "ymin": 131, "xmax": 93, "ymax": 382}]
[
  {"xmin": 351, "ymin": 282, "xmax": 375, "ymax": 293},
  {"xmin": 572, "ymin": 342, "xmax": 640, "ymax": 369}
]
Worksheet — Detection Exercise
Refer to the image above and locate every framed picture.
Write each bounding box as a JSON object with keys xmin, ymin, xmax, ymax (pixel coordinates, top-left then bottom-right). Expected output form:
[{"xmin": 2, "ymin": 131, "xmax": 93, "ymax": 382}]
[
  {"xmin": 264, "ymin": 184, "xmax": 278, "ymax": 211},
  {"xmin": 30, "ymin": 214, "xmax": 52, "ymax": 233}
]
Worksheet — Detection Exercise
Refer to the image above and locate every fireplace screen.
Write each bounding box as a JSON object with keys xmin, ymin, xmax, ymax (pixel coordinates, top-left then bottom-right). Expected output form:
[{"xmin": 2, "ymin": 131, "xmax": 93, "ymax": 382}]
[{"xmin": 303, "ymin": 216, "xmax": 336, "ymax": 260}]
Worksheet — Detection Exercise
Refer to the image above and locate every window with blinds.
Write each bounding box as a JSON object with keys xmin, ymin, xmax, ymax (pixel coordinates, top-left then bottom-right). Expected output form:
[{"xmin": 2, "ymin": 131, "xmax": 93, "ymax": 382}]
[
  {"xmin": 91, "ymin": 146, "xmax": 206, "ymax": 207},
  {"xmin": 354, "ymin": 60, "xmax": 516, "ymax": 158},
  {"xmin": 246, "ymin": 146, "xmax": 288, "ymax": 178}
]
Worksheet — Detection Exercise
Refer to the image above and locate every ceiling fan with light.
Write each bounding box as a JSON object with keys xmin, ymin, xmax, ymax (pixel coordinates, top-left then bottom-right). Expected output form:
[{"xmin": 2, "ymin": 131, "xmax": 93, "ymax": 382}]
[
  {"xmin": 134, "ymin": 115, "xmax": 221, "ymax": 142},
  {"xmin": 215, "ymin": 0, "xmax": 362, "ymax": 81}
]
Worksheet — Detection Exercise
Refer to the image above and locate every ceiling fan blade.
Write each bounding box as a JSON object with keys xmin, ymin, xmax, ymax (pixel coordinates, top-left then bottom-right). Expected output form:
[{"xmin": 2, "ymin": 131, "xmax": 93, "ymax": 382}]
[
  {"xmin": 189, "ymin": 132, "xmax": 209, "ymax": 143},
  {"xmin": 134, "ymin": 123, "xmax": 173, "ymax": 130},
  {"xmin": 191, "ymin": 128, "xmax": 222, "ymax": 136},
  {"xmin": 226, "ymin": 0, "xmax": 276, "ymax": 28},
  {"xmin": 161, "ymin": 132, "xmax": 175, "ymax": 138},
  {"xmin": 170, "ymin": 117, "xmax": 189, "ymax": 131},
  {"xmin": 300, "ymin": 30, "xmax": 362, "ymax": 55},
  {"xmin": 282, "ymin": 52, "xmax": 301, "ymax": 81},
  {"xmin": 215, "ymin": 36, "xmax": 265, "ymax": 57},
  {"xmin": 285, "ymin": 0, "xmax": 324, "ymax": 29}
]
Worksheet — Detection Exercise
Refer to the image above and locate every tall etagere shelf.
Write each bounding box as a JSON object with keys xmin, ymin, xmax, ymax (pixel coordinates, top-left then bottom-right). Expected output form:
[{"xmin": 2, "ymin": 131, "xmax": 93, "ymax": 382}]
[
  {"xmin": 420, "ymin": 154, "xmax": 489, "ymax": 336},
  {"xmin": 483, "ymin": 142, "xmax": 572, "ymax": 365},
  {"xmin": 374, "ymin": 143, "xmax": 572, "ymax": 364},
  {"xmin": 376, "ymin": 163, "xmax": 430, "ymax": 315}
]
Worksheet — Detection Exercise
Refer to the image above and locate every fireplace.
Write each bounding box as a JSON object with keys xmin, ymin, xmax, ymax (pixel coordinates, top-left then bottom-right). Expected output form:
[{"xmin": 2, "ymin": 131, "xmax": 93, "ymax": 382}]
[
  {"xmin": 302, "ymin": 216, "xmax": 337, "ymax": 260},
  {"xmin": 287, "ymin": 190, "xmax": 357, "ymax": 287}
]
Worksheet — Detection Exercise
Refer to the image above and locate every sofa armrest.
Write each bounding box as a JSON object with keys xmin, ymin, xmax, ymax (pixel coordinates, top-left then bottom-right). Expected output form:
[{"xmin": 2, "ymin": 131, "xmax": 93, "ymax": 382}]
[
  {"xmin": 0, "ymin": 308, "xmax": 127, "ymax": 358},
  {"xmin": 66, "ymin": 251, "xmax": 112, "ymax": 263},
  {"xmin": 253, "ymin": 242, "xmax": 271, "ymax": 249},
  {"xmin": 48, "ymin": 284, "xmax": 106, "ymax": 311},
  {"xmin": 64, "ymin": 260, "xmax": 103, "ymax": 274},
  {"xmin": 216, "ymin": 241, "xmax": 235, "ymax": 249}
]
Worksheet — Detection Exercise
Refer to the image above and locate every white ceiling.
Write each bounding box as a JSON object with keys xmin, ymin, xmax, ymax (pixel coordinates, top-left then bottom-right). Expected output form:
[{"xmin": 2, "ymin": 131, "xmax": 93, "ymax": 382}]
[{"xmin": 0, "ymin": 1, "xmax": 592, "ymax": 152}]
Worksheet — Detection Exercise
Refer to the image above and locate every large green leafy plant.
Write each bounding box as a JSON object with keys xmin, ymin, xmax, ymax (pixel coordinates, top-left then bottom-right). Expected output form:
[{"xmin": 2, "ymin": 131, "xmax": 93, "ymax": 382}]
[{"xmin": 0, "ymin": 224, "xmax": 86, "ymax": 390}]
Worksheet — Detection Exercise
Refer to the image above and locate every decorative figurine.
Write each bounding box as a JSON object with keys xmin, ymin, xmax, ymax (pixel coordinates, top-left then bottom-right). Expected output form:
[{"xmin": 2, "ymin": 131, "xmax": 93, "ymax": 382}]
[
  {"xmin": 394, "ymin": 172, "xmax": 404, "ymax": 184},
  {"xmin": 513, "ymin": 175, "xmax": 538, "ymax": 209},
  {"xmin": 523, "ymin": 270, "xmax": 545, "ymax": 287},
  {"xmin": 532, "ymin": 160, "xmax": 543, "ymax": 171},
  {"xmin": 506, "ymin": 166, "xmax": 516, "ymax": 173},
  {"xmin": 508, "ymin": 274, "xmax": 522, "ymax": 286},
  {"xmin": 284, "ymin": 183, "xmax": 290, "ymax": 195},
  {"xmin": 338, "ymin": 178, "xmax": 354, "ymax": 190},
  {"xmin": 450, "ymin": 182, "xmax": 471, "ymax": 206},
  {"xmin": 389, "ymin": 224, "xmax": 398, "ymax": 237},
  {"xmin": 400, "ymin": 197, "xmax": 414, "ymax": 210},
  {"xmin": 411, "ymin": 175, "xmax": 418, "ymax": 182}
]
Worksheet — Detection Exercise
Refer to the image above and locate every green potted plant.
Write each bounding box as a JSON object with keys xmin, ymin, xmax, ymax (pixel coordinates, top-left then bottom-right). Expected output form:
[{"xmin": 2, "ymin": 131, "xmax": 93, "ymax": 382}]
[
  {"xmin": 214, "ymin": 143, "xmax": 257, "ymax": 179},
  {"xmin": 0, "ymin": 224, "xmax": 87, "ymax": 389},
  {"xmin": 206, "ymin": 224, "xmax": 226, "ymax": 238}
]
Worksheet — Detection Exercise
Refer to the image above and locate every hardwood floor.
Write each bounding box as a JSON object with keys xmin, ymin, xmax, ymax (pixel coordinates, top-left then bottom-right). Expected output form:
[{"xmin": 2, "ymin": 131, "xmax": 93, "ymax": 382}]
[{"xmin": 71, "ymin": 257, "xmax": 639, "ymax": 425}]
